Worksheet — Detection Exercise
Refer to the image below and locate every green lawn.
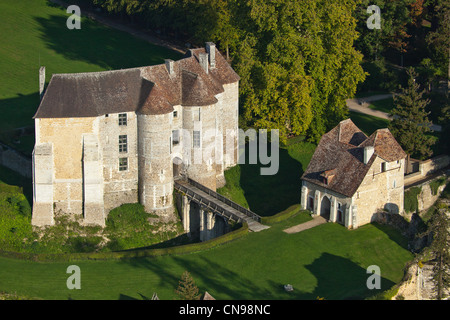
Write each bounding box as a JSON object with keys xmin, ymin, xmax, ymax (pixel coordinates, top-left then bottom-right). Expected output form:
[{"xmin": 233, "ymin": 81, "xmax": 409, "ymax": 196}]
[
  {"xmin": 218, "ymin": 139, "xmax": 316, "ymax": 216},
  {"xmin": 0, "ymin": 212, "xmax": 413, "ymax": 300},
  {"xmin": 349, "ymin": 111, "xmax": 391, "ymax": 136},
  {"xmin": 0, "ymin": 0, "xmax": 181, "ymax": 153},
  {"xmin": 368, "ymin": 98, "xmax": 395, "ymax": 114}
]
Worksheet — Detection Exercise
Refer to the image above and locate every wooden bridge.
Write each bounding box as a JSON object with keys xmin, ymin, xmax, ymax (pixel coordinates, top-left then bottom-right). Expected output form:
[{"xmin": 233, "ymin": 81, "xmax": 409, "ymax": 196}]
[{"xmin": 174, "ymin": 177, "xmax": 269, "ymax": 238}]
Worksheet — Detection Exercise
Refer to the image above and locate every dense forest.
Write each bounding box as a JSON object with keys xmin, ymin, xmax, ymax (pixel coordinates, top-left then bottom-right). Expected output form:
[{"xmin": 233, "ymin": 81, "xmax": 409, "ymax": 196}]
[{"xmin": 75, "ymin": 0, "xmax": 449, "ymax": 145}]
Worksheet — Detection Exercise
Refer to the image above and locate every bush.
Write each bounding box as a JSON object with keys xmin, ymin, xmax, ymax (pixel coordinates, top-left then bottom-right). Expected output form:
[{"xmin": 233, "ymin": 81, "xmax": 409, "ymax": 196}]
[
  {"xmin": 429, "ymin": 178, "xmax": 447, "ymax": 196},
  {"xmin": 404, "ymin": 187, "xmax": 421, "ymax": 213}
]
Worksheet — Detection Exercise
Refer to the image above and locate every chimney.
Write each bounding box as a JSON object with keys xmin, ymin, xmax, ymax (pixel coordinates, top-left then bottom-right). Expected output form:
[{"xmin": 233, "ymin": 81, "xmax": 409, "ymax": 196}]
[
  {"xmin": 206, "ymin": 42, "xmax": 216, "ymax": 69},
  {"xmin": 198, "ymin": 52, "xmax": 208, "ymax": 74},
  {"xmin": 363, "ymin": 146, "xmax": 374, "ymax": 164},
  {"xmin": 39, "ymin": 66, "xmax": 45, "ymax": 100},
  {"xmin": 165, "ymin": 59, "xmax": 174, "ymax": 76}
]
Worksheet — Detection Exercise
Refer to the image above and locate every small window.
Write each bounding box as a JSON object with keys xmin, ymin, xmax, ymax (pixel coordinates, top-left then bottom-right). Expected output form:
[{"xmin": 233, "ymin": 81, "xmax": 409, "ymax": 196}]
[
  {"xmin": 173, "ymin": 110, "xmax": 178, "ymax": 118},
  {"xmin": 118, "ymin": 113, "xmax": 127, "ymax": 126},
  {"xmin": 193, "ymin": 130, "xmax": 201, "ymax": 148},
  {"xmin": 119, "ymin": 157, "xmax": 128, "ymax": 171},
  {"xmin": 172, "ymin": 130, "xmax": 180, "ymax": 144},
  {"xmin": 119, "ymin": 135, "xmax": 128, "ymax": 153},
  {"xmin": 381, "ymin": 162, "xmax": 387, "ymax": 172}
]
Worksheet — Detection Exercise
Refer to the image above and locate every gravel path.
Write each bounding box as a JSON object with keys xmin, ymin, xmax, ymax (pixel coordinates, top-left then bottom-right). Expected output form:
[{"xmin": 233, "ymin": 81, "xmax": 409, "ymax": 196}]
[
  {"xmin": 283, "ymin": 215, "xmax": 327, "ymax": 234},
  {"xmin": 346, "ymin": 94, "xmax": 442, "ymax": 132}
]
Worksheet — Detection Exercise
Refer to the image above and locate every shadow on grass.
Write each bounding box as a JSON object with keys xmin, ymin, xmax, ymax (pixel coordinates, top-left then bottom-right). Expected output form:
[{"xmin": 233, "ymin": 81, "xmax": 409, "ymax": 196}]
[
  {"xmin": 0, "ymin": 164, "xmax": 32, "ymax": 206},
  {"xmin": 349, "ymin": 111, "xmax": 390, "ymax": 136},
  {"xmin": 34, "ymin": 14, "xmax": 182, "ymax": 72},
  {"xmin": 303, "ymin": 253, "xmax": 395, "ymax": 300},
  {"xmin": 238, "ymin": 143, "xmax": 304, "ymax": 217},
  {"xmin": 117, "ymin": 252, "xmax": 394, "ymax": 300},
  {"xmin": 0, "ymin": 92, "xmax": 39, "ymax": 131}
]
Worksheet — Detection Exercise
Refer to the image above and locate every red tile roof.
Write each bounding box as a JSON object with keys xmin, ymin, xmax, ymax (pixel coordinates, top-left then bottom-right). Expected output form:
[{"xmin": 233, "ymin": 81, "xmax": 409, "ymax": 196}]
[
  {"xmin": 34, "ymin": 45, "xmax": 239, "ymax": 118},
  {"xmin": 302, "ymin": 119, "xmax": 406, "ymax": 197}
]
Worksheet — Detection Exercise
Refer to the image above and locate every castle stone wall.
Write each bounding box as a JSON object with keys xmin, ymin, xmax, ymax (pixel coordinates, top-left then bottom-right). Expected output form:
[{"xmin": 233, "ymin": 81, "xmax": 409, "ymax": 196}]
[
  {"xmin": 99, "ymin": 112, "xmax": 139, "ymax": 212},
  {"xmin": 354, "ymin": 157, "xmax": 405, "ymax": 226}
]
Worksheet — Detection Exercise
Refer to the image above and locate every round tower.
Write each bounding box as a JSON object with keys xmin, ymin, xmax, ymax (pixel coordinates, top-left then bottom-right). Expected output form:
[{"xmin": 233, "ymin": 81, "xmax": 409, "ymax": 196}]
[{"xmin": 137, "ymin": 111, "xmax": 175, "ymax": 221}]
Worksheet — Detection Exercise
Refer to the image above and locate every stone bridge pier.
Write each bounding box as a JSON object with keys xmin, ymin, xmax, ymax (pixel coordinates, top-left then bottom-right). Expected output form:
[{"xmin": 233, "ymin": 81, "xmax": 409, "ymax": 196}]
[{"xmin": 179, "ymin": 195, "xmax": 228, "ymax": 241}]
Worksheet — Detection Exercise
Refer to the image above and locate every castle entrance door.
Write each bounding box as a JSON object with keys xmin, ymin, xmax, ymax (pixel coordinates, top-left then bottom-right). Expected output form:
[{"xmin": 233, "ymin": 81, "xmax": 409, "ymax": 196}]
[
  {"xmin": 173, "ymin": 157, "xmax": 183, "ymax": 179},
  {"xmin": 320, "ymin": 196, "xmax": 331, "ymax": 220}
]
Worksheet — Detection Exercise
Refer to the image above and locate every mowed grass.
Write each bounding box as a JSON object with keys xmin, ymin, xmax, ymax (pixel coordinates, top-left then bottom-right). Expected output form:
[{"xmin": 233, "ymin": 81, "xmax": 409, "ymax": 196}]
[
  {"xmin": 0, "ymin": 212, "xmax": 413, "ymax": 300},
  {"xmin": 349, "ymin": 111, "xmax": 390, "ymax": 136},
  {"xmin": 368, "ymin": 98, "xmax": 395, "ymax": 114},
  {"xmin": 0, "ymin": 0, "xmax": 181, "ymax": 131},
  {"xmin": 218, "ymin": 139, "xmax": 316, "ymax": 216}
]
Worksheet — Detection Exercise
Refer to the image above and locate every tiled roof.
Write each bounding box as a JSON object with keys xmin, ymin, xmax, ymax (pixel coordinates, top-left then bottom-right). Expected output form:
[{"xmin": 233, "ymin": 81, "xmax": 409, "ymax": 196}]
[
  {"xmin": 34, "ymin": 44, "xmax": 239, "ymax": 118},
  {"xmin": 302, "ymin": 119, "xmax": 406, "ymax": 197}
]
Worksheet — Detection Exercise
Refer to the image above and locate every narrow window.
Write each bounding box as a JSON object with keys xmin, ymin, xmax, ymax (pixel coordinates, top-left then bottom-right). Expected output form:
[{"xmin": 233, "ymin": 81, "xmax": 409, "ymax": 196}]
[
  {"xmin": 193, "ymin": 130, "xmax": 201, "ymax": 148},
  {"xmin": 173, "ymin": 110, "xmax": 178, "ymax": 118},
  {"xmin": 119, "ymin": 135, "xmax": 128, "ymax": 153},
  {"xmin": 172, "ymin": 130, "xmax": 180, "ymax": 144},
  {"xmin": 119, "ymin": 157, "xmax": 128, "ymax": 171},
  {"xmin": 118, "ymin": 113, "xmax": 127, "ymax": 126},
  {"xmin": 381, "ymin": 162, "xmax": 386, "ymax": 172}
]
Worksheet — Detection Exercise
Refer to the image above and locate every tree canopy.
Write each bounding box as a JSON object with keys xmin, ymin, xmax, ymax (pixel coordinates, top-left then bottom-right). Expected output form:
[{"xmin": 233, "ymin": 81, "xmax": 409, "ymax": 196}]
[{"xmin": 88, "ymin": 0, "xmax": 366, "ymax": 143}]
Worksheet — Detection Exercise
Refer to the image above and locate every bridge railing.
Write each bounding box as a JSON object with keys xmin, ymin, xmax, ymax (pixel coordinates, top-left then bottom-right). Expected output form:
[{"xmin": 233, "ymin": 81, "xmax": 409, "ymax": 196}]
[
  {"xmin": 186, "ymin": 178, "xmax": 262, "ymax": 223},
  {"xmin": 174, "ymin": 181, "xmax": 243, "ymax": 223}
]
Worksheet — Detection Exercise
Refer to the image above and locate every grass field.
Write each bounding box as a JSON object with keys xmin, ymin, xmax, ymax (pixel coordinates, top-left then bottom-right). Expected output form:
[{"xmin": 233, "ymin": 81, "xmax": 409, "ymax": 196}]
[
  {"xmin": 368, "ymin": 98, "xmax": 395, "ymax": 114},
  {"xmin": 349, "ymin": 111, "xmax": 391, "ymax": 136},
  {"xmin": 0, "ymin": 0, "xmax": 181, "ymax": 153},
  {"xmin": 0, "ymin": 136, "xmax": 413, "ymax": 300},
  {"xmin": 218, "ymin": 139, "xmax": 316, "ymax": 216},
  {"xmin": 0, "ymin": 212, "xmax": 413, "ymax": 300}
]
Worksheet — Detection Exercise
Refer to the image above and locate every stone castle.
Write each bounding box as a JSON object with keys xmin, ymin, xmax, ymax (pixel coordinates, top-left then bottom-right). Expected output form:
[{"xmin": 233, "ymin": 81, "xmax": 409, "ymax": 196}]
[{"xmin": 32, "ymin": 42, "xmax": 239, "ymax": 226}]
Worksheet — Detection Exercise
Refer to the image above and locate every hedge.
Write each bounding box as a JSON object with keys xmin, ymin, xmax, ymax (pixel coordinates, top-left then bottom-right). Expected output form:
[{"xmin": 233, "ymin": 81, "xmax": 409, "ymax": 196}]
[
  {"xmin": 0, "ymin": 223, "xmax": 249, "ymax": 262},
  {"xmin": 260, "ymin": 204, "xmax": 302, "ymax": 225}
]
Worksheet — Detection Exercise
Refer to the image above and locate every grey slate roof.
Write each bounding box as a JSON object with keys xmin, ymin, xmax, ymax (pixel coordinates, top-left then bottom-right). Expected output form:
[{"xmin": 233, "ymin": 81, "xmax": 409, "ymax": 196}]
[
  {"xmin": 301, "ymin": 119, "xmax": 407, "ymax": 197},
  {"xmin": 34, "ymin": 46, "xmax": 239, "ymax": 119}
]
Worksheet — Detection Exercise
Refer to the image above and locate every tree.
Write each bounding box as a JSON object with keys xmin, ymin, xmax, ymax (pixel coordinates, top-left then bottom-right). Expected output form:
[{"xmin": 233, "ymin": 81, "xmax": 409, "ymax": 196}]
[
  {"xmin": 232, "ymin": 0, "xmax": 365, "ymax": 143},
  {"xmin": 426, "ymin": 0, "xmax": 450, "ymax": 89},
  {"xmin": 423, "ymin": 204, "xmax": 450, "ymax": 300},
  {"xmin": 388, "ymin": 68, "xmax": 435, "ymax": 171},
  {"xmin": 174, "ymin": 271, "xmax": 200, "ymax": 300}
]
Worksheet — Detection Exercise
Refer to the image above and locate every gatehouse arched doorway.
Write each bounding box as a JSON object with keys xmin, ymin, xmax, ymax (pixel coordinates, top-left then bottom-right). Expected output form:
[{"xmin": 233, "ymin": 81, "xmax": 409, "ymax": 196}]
[
  {"xmin": 320, "ymin": 196, "xmax": 331, "ymax": 220},
  {"xmin": 173, "ymin": 157, "xmax": 183, "ymax": 179}
]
